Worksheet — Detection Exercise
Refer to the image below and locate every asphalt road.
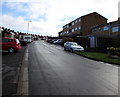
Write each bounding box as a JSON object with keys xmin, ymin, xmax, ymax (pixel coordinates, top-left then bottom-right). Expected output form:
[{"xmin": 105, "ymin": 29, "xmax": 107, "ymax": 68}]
[{"xmin": 28, "ymin": 40, "xmax": 118, "ymax": 95}]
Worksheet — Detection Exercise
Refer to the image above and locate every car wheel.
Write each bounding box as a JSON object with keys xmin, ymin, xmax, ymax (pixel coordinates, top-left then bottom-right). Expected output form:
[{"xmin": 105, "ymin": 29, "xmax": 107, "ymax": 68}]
[
  {"xmin": 8, "ymin": 48, "xmax": 15, "ymax": 54},
  {"xmin": 70, "ymin": 48, "xmax": 73, "ymax": 53}
]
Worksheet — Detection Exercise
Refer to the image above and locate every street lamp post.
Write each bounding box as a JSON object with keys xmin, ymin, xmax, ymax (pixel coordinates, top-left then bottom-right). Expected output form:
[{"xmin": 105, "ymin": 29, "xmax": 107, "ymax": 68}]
[
  {"xmin": 27, "ymin": 21, "xmax": 32, "ymax": 34},
  {"xmin": 26, "ymin": 21, "xmax": 32, "ymax": 42}
]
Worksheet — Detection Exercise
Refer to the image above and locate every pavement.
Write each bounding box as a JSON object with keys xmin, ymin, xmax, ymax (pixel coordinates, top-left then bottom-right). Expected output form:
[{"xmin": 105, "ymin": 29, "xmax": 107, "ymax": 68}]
[{"xmin": 2, "ymin": 45, "xmax": 27, "ymax": 96}]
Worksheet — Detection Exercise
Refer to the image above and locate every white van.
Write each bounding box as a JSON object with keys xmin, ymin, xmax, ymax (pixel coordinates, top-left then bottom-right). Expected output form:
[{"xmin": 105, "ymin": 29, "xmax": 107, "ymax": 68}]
[{"xmin": 23, "ymin": 35, "xmax": 33, "ymax": 42}]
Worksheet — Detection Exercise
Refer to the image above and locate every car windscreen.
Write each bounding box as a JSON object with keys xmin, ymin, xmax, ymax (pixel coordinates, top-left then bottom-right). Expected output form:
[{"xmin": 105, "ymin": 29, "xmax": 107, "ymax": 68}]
[{"xmin": 70, "ymin": 43, "xmax": 77, "ymax": 45}]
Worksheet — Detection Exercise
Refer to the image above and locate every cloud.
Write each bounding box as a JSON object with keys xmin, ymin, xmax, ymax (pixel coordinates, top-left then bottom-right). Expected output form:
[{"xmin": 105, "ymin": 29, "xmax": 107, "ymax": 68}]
[
  {"xmin": 0, "ymin": 0, "xmax": 119, "ymax": 36},
  {"xmin": 118, "ymin": 1, "xmax": 120, "ymax": 18},
  {"xmin": 1, "ymin": 14, "xmax": 27, "ymax": 31}
]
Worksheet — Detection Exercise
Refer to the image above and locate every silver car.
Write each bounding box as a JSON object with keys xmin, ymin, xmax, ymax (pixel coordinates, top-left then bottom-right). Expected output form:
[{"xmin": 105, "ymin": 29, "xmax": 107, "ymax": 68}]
[{"xmin": 64, "ymin": 42, "xmax": 84, "ymax": 52}]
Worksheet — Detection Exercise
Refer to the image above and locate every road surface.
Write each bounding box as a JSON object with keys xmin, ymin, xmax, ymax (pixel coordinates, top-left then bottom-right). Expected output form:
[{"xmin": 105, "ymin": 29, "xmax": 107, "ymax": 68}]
[{"xmin": 28, "ymin": 40, "xmax": 118, "ymax": 95}]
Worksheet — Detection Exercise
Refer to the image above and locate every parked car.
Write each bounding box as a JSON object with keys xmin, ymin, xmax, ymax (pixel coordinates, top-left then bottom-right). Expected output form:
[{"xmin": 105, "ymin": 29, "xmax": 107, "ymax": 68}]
[
  {"xmin": 64, "ymin": 42, "xmax": 84, "ymax": 52},
  {"xmin": 46, "ymin": 39, "xmax": 52, "ymax": 43},
  {"xmin": 23, "ymin": 35, "xmax": 33, "ymax": 43},
  {"xmin": 0, "ymin": 37, "xmax": 21, "ymax": 53},
  {"xmin": 19, "ymin": 39, "xmax": 27, "ymax": 46},
  {"xmin": 53, "ymin": 39, "xmax": 62, "ymax": 45},
  {"xmin": 49, "ymin": 39, "xmax": 57, "ymax": 44}
]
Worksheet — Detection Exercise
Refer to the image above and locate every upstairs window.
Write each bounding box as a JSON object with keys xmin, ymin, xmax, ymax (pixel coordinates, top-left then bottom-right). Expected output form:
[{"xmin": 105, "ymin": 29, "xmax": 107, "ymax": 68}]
[
  {"xmin": 75, "ymin": 27, "xmax": 77, "ymax": 30},
  {"xmin": 72, "ymin": 22, "xmax": 74, "ymax": 26},
  {"xmin": 67, "ymin": 25, "xmax": 69, "ymax": 28},
  {"xmin": 103, "ymin": 26, "xmax": 109, "ymax": 31},
  {"xmin": 67, "ymin": 31, "xmax": 69, "ymax": 33},
  {"xmin": 75, "ymin": 20, "xmax": 78, "ymax": 23},
  {"xmin": 72, "ymin": 29, "xmax": 74, "ymax": 32},
  {"xmin": 112, "ymin": 26, "xmax": 119, "ymax": 32},
  {"xmin": 60, "ymin": 33, "xmax": 63, "ymax": 35}
]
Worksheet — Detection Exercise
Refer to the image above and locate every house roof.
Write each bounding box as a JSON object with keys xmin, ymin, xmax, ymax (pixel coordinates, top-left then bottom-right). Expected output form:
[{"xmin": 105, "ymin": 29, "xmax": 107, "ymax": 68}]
[{"xmin": 81, "ymin": 12, "xmax": 107, "ymax": 20}]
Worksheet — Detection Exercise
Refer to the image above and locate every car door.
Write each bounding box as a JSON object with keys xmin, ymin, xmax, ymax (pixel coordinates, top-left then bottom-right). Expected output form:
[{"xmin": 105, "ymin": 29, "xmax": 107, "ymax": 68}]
[
  {"xmin": 2, "ymin": 38, "xmax": 9, "ymax": 50},
  {"xmin": 68, "ymin": 43, "xmax": 72, "ymax": 50},
  {"xmin": 2, "ymin": 38, "xmax": 13, "ymax": 50},
  {"xmin": 66, "ymin": 43, "xmax": 70, "ymax": 50}
]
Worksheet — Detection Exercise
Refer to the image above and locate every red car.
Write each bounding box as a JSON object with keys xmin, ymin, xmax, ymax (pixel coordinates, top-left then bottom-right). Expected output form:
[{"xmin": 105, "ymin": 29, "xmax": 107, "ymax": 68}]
[{"xmin": 0, "ymin": 37, "xmax": 21, "ymax": 53}]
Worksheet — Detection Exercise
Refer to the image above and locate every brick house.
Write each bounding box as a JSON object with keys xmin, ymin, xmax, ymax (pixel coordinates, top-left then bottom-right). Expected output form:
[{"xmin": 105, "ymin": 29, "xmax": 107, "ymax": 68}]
[
  {"xmin": 91, "ymin": 20, "xmax": 120, "ymax": 51},
  {"xmin": 59, "ymin": 12, "xmax": 107, "ymax": 37}
]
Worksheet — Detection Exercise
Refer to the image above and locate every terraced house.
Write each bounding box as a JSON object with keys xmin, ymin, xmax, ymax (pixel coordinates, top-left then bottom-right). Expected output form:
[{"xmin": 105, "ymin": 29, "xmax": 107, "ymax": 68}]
[
  {"xmin": 91, "ymin": 20, "xmax": 120, "ymax": 50},
  {"xmin": 59, "ymin": 12, "xmax": 120, "ymax": 51},
  {"xmin": 60, "ymin": 12, "xmax": 107, "ymax": 37}
]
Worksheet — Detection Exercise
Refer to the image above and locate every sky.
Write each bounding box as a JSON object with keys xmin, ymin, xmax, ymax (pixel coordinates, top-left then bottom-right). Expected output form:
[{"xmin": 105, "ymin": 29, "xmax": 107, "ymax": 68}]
[{"xmin": 0, "ymin": 0, "xmax": 119, "ymax": 36}]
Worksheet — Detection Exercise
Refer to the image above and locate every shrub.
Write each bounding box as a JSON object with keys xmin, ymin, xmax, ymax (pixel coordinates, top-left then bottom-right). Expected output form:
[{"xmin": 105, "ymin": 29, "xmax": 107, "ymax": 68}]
[
  {"xmin": 61, "ymin": 37, "xmax": 74, "ymax": 45},
  {"xmin": 107, "ymin": 47, "xmax": 120, "ymax": 56}
]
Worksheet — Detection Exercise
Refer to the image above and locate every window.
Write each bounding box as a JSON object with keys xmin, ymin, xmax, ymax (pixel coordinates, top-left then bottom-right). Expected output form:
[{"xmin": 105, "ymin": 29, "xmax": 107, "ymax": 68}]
[
  {"xmin": 67, "ymin": 25, "xmax": 69, "ymax": 28},
  {"xmin": 79, "ymin": 19, "xmax": 81, "ymax": 22},
  {"xmin": 98, "ymin": 27, "xmax": 102, "ymax": 31},
  {"xmin": 8, "ymin": 39, "xmax": 13, "ymax": 42},
  {"xmin": 75, "ymin": 20, "xmax": 78, "ymax": 23},
  {"xmin": 103, "ymin": 26, "xmax": 109, "ymax": 31},
  {"xmin": 78, "ymin": 26, "xmax": 81, "ymax": 30},
  {"xmin": 75, "ymin": 27, "xmax": 77, "ymax": 30},
  {"xmin": 60, "ymin": 33, "xmax": 63, "ymax": 35},
  {"xmin": 72, "ymin": 29, "xmax": 74, "ymax": 32},
  {"xmin": 2, "ymin": 38, "xmax": 8, "ymax": 43},
  {"xmin": 72, "ymin": 22, "xmax": 74, "ymax": 26},
  {"xmin": 112, "ymin": 26, "xmax": 119, "ymax": 32}
]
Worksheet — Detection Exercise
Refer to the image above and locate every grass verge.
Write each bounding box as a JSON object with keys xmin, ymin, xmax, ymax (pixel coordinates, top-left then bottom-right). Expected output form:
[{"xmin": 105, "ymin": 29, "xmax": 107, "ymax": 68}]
[{"xmin": 75, "ymin": 52, "xmax": 120, "ymax": 65}]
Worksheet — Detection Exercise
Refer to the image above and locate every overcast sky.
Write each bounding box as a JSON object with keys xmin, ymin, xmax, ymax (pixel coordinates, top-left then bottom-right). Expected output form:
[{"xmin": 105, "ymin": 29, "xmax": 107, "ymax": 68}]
[{"xmin": 0, "ymin": 0, "xmax": 119, "ymax": 36}]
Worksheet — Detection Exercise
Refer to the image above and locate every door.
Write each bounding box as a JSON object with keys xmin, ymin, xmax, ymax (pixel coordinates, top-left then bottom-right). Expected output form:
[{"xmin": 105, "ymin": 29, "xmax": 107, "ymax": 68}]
[{"xmin": 89, "ymin": 36, "xmax": 95, "ymax": 48}]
